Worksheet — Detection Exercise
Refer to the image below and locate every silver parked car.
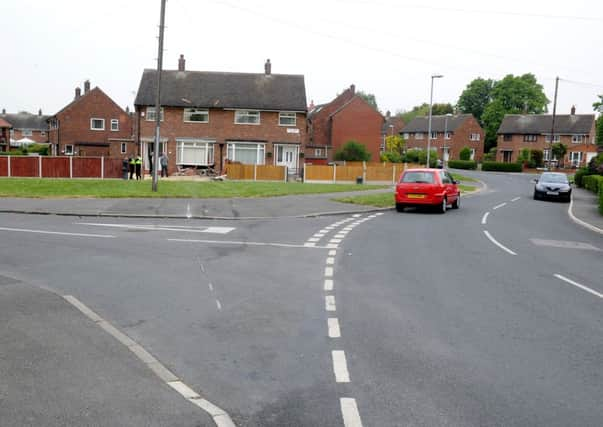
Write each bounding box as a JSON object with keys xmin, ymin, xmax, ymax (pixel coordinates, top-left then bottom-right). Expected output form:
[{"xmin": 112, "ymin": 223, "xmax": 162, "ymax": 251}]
[{"xmin": 533, "ymin": 172, "xmax": 571, "ymax": 202}]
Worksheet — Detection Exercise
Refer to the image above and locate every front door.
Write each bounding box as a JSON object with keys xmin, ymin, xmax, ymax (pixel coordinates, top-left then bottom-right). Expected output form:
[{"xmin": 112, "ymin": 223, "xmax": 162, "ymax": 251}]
[
  {"xmin": 143, "ymin": 142, "xmax": 166, "ymax": 173},
  {"xmin": 276, "ymin": 145, "xmax": 298, "ymax": 173}
]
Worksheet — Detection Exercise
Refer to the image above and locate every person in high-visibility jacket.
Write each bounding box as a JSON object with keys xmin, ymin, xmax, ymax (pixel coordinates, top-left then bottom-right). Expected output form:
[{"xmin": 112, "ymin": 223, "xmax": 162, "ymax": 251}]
[
  {"xmin": 129, "ymin": 157, "xmax": 135, "ymax": 180},
  {"xmin": 135, "ymin": 156, "xmax": 142, "ymax": 180}
]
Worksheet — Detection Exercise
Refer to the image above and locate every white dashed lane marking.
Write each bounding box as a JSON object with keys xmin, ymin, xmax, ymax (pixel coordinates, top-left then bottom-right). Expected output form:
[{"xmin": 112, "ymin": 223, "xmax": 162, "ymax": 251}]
[
  {"xmin": 324, "ymin": 280, "xmax": 334, "ymax": 291},
  {"xmin": 340, "ymin": 398, "xmax": 363, "ymax": 427},
  {"xmin": 325, "ymin": 295, "xmax": 337, "ymax": 311},
  {"xmin": 492, "ymin": 202, "xmax": 507, "ymax": 210},
  {"xmin": 554, "ymin": 274, "xmax": 603, "ymax": 299},
  {"xmin": 481, "ymin": 212, "xmax": 490, "ymax": 225},
  {"xmin": 325, "ymin": 267, "xmax": 334, "ymax": 277},
  {"xmin": 326, "ymin": 257, "xmax": 335, "ymax": 265},
  {"xmin": 483, "ymin": 230, "xmax": 517, "ymax": 256},
  {"xmin": 328, "ymin": 318, "xmax": 341, "ymax": 338},
  {"xmin": 511, "ymin": 197, "xmax": 521, "ymax": 202},
  {"xmin": 332, "ymin": 350, "xmax": 351, "ymax": 383}
]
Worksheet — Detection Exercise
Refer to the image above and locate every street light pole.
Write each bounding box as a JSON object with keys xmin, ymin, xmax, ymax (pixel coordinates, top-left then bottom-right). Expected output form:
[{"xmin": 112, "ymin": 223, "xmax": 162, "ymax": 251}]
[
  {"xmin": 426, "ymin": 74, "xmax": 443, "ymax": 167},
  {"xmin": 548, "ymin": 76, "xmax": 559, "ymax": 170},
  {"xmin": 152, "ymin": 0, "xmax": 167, "ymax": 192}
]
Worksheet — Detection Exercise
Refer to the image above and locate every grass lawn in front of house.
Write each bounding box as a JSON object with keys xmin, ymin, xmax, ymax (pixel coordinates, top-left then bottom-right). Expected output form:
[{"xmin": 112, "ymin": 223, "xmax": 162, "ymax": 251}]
[{"xmin": 0, "ymin": 178, "xmax": 387, "ymax": 198}]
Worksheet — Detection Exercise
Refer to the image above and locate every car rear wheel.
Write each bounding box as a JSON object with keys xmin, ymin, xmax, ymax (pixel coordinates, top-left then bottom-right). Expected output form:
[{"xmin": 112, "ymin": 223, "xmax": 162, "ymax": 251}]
[
  {"xmin": 395, "ymin": 203, "xmax": 405, "ymax": 212},
  {"xmin": 439, "ymin": 197, "xmax": 447, "ymax": 213},
  {"xmin": 452, "ymin": 193, "xmax": 460, "ymax": 209}
]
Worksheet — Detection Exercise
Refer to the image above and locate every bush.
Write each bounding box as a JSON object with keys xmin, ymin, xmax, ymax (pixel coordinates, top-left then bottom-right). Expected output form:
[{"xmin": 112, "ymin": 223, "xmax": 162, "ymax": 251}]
[
  {"xmin": 334, "ymin": 140, "xmax": 371, "ymax": 161},
  {"xmin": 402, "ymin": 148, "xmax": 438, "ymax": 167},
  {"xmin": 599, "ymin": 187, "xmax": 603, "ymax": 216},
  {"xmin": 574, "ymin": 167, "xmax": 593, "ymax": 188},
  {"xmin": 380, "ymin": 151, "xmax": 402, "ymax": 163},
  {"xmin": 447, "ymin": 160, "xmax": 477, "ymax": 170},
  {"xmin": 583, "ymin": 175, "xmax": 603, "ymax": 194},
  {"xmin": 402, "ymin": 148, "xmax": 421, "ymax": 163},
  {"xmin": 530, "ymin": 149, "xmax": 544, "ymax": 167},
  {"xmin": 459, "ymin": 146, "xmax": 472, "ymax": 161},
  {"xmin": 481, "ymin": 161, "xmax": 523, "ymax": 172},
  {"xmin": 483, "ymin": 147, "xmax": 497, "ymax": 161}
]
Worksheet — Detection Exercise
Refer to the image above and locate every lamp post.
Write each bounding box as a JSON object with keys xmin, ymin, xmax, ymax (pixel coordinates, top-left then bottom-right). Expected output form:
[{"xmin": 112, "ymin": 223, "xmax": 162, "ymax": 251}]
[
  {"xmin": 443, "ymin": 112, "xmax": 452, "ymax": 166},
  {"xmin": 426, "ymin": 74, "xmax": 443, "ymax": 167}
]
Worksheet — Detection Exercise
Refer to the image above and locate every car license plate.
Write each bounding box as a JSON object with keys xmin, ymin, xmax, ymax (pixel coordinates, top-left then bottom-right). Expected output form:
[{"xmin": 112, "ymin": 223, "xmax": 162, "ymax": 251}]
[
  {"xmin": 546, "ymin": 191, "xmax": 559, "ymax": 195},
  {"xmin": 407, "ymin": 194, "xmax": 425, "ymax": 199}
]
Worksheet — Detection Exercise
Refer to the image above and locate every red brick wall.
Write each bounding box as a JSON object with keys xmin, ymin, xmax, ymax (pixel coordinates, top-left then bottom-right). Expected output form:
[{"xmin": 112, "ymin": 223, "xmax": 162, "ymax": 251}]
[
  {"xmin": 49, "ymin": 88, "xmax": 133, "ymax": 157},
  {"xmin": 136, "ymin": 107, "xmax": 307, "ymax": 174},
  {"xmin": 307, "ymin": 88, "xmax": 355, "ymax": 154},
  {"xmin": 330, "ymin": 97, "xmax": 384, "ymax": 162},
  {"xmin": 11, "ymin": 129, "xmax": 49, "ymax": 144}
]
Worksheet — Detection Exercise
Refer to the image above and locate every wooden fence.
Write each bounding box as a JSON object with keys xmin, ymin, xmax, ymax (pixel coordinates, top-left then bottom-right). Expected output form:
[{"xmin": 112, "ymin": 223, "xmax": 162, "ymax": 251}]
[
  {"xmin": 0, "ymin": 156, "xmax": 125, "ymax": 179},
  {"xmin": 226, "ymin": 163, "xmax": 287, "ymax": 181},
  {"xmin": 304, "ymin": 162, "xmax": 423, "ymax": 184}
]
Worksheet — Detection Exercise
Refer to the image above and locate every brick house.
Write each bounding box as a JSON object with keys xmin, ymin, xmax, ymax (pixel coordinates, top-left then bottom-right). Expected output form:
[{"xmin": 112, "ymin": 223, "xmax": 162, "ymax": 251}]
[
  {"xmin": 306, "ymin": 85, "xmax": 384, "ymax": 164},
  {"xmin": 496, "ymin": 108, "xmax": 597, "ymax": 167},
  {"xmin": 134, "ymin": 56, "xmax": 307, "ymax": 176},
  {"xmin": 0, "ymin": 109, "xmax": 50, "ymax": 147},
  {"xmin": 0, "ymin": 118, "xmax": 11, "ymax": 152},
  {"xmin": 381, "ymin": 111, "xmax": 405, "ymax": 152},
  {"xmin": 48, "ymin": 80, "xmax": 135, "ymax": 157},
  {"xmin": 402, "ymin": 114, "xmax": 484, "ymax": 162}
]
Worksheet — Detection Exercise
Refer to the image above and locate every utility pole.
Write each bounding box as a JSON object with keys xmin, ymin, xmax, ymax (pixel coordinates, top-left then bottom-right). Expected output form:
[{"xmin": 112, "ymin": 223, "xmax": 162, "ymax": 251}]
[
  {"xmin": 549, "ymin": 76, "xmax": 559, "ymax": 170},
  {"xmin": 152, "ymin": 0, "xmax": 166, "ymax": 192}
]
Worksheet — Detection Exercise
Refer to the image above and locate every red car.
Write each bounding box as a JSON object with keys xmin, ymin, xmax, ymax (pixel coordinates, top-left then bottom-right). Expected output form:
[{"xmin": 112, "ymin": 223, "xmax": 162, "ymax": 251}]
[{"xmin": 395, "ymin": 168, "xmax": 460, "ymax": 213}]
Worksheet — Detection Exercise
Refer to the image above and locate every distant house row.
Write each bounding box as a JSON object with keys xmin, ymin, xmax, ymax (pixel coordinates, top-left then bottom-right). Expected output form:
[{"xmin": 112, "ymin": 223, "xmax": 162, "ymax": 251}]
[{"xmin": 1, "ymin": 56, "xmax": 598, "ymax": 172}]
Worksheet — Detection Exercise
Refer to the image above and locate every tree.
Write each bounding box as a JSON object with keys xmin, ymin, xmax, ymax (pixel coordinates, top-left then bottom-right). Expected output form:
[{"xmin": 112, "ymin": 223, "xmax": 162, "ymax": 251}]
[
  {"xmin": 592, "ymin": 95, "xmax": 603, "ymax": 146},
  {"xmin": 380, "ymin": 135, "xmax": 406, "ymax": 163},
  {"xmin": 357, "ymin": 91, "xmax": 378, "ymax": 111},
  {"xmin": 459, "ymin": 146, "xmax": 472, "ymax": 161},
  {"xmin": 457, "ymin": 77, "xmax": 494, "ymax": 125},
  {"xmin": 551, "ymin": 142, "xmax": 567, "ymax": 168},
  {"xmin": 334, "ymin": 140, "xmax": 371, "ymax": 161},
  {"xmin": 399, "ymin": 103, "xmax": 454, "ymax": 124},
  {"xmin": 592, "ymin": 94, "xmax": 603, "ymax": 112}
]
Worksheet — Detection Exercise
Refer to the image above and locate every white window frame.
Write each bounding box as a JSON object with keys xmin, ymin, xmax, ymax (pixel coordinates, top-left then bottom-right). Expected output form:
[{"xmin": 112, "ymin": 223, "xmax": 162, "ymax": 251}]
[
  {"xmin": 314, "ymin": 148, "xmax": 323, "ymax": 157},
  {"xmin": 569, "ymin": 151, "xmax": 583, "ymax": 165},
  {"xmin": 430, "ymin": 131, "xmax": 438, "ymax": 140},
  {"xmin": 234, "ymin": 110, "xmax": 260, "ymax": 125},
  {"xmin": 415, "ymin": 132, "xmax": 424, "ymax": 140},
  {"xmin": 279, "ymin": 112, "xmax": 296, "ymax": 126},
  {"xmin": 469, "ymin": 133, "xmax": 480, "ymax": 141},
  {"xmin": 22, "ymin": 129, "xmax": 33, "ymax": 136},
  {"xmin": 64, "ymin": 144, "xmax": 74, "ymax": 155},
  {"xmin": 403, "ymin": 133, "xmax": 410, "ymax": 140},
  {"xmin": 90, "ymin": 118, "xmax": 105, "ymax": 131},
  {"xmin": 545, "ymin": 134, "xmax": 560, "ymax": 143},
  {"xmin": 183, "ymin": 108, "xmax": 209, "ymax": 123},
  {"xmin": 176, "ymin": 139, "xmax": 215, "ymax": 166},
  {"xmin": 227, "ymin": 142, "xmax": 266, "ymax": 165},
  {"xmin": 111, "ymin": 119, "xmax": 119, "ymax": 131},
  {"xmin": 40, "ymin": 131, "xmax": 46, "ymax": 136},
  {"xmin": 571, "ymin": 134, "xmax": 584, "ymax": 144},
  {"xmin": 146, "ymin": 107, "xmax": 164, "ymax": 122},
  {"xmin": 444, "ymin": 132, "xmax": 451, "ymax": 140},
  {"xmin": 120, "ymin": 142, "xmax": 127, "ymax": 154},
  {"xmin": 523, "ymin": 134, "xmax": 537, "ymax": 142}
]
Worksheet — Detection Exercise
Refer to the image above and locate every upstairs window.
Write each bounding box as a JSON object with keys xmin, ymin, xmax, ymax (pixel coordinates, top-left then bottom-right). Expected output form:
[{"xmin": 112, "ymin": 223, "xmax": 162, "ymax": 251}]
[
  {"xmin": 235, "ymin": 110, "xmax": 260, "ymax": 125},
  {"xmin": 279, "ymin": 112, "xmax": 296, "ymax": 126},
  {"xmin": 415, "ymin": 132, "xmax": 424, "ymax": 140},
  {"xmin": 403, "ymin": 133, "xmax": 410, "ymax": 139},
  {"xmin": 571, "ymin": 134, "xmax": 584, "ymax": 143},
  {"xmin": 90, "ymin": 118, "xmax": 105, "ymax": 130},
  {"xmin": 469, "ymin": 133, "xmax": 480, "ymax": 141},
  {"xmin": 503, "ymin": 134, "xmax": 512, "ymax": 141},
  {"xmin": 545, "ymin": 134, "xmax": 560, "ymax": 143},
  {"xmin": 111, "ymin": 119, "xmax": 119, "ymax": 131},
  {"xmin": 146, "ymin": 107, "xmax": 164, "ymax": 122},
  {"xmin": 430, "ymin": 131, "xmax": 437, "ymax": 140},
  {"xmin": 22, "ymin": 129, "xmax": 33, "ymax": 136},
  {"xmin": 444, "ymin": 132, "xmax": 451, "ymax": 140},
  {"xmin": 183, "ymin": 108, "xmax": 209, "ymax": 123},
  {"xmin": 523, "ymin": 134, "xmax": 537, "ymax": 142}
]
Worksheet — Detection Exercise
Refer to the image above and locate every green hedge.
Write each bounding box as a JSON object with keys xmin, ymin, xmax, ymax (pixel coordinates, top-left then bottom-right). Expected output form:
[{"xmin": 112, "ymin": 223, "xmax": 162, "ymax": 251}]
[
  {"xmin": 574, "ymin": 167, "xmax": 593, "ymax": 187},
  {"xmin": 583, "ymin": 175, "xmax": 603, "ymax": 194},
  {"xmin": 481, "ymin": 162, "xmax": 523, "ymax": 172},
  {"xmin": 599, "ymin": 187, "xmax": 603, "ymax": 216},
  {"xmin": 447, "ymin": 160, "xmax": 477, "ymax": 170}
]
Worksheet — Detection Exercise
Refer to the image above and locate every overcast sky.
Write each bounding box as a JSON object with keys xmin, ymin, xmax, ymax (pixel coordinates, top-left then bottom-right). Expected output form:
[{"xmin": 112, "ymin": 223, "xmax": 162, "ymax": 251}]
[{"xmin": 2, "ymin": 0, "xmax": 602, "ymax": 117}]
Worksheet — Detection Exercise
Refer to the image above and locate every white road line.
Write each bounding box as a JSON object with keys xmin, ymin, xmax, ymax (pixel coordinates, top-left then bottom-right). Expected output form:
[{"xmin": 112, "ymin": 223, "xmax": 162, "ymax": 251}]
[
  {"xmin": 324, "ymin": 279, "xmax": 334, "ymax": 291},
  {"xmin": 216, "ymin": 300, "xmax": 222, "ymax": 311},
  {"xmin": 304, "ymin": 242, "xmax": 316, "ymax": 247},
  {"xmin": 328, "ymin": 318, "xmax": 341, "ymax": 338},
  {"xmin": 326, "ymin": 257, "xmax": 335, "ymax": 265},
  {"xmin": 326, "ymin": 243, "xmax": 339, "ymax": 249},
  {"xmin": 0, "ymin": 226, "xmax": 115, "ymax": 238},
  {"xmin": 481, "ymin": 212, "xmax": 490, "ymax": 225},
  {"xmin": 483, "ymin": 230, "xmax": 517, "ymax": 256},
  {"xmin": 328, "ymin": 250, "xmax": 337, "ymax": 256},
  {"xmin": 334, "ymin": 234, "xmax": 346, "ymax": 239},
  {"xmin": 332, "ymin": 350, "xmax": 350, "ymax": 382},
  {"xmin": 63, "ymin": 295, "xmax": 234, "ymax": 426},
  {"xmin": 353, "ymin": 214, "xmax": 362, "ymax": 217},
  {"xmin": 511, "ymin": 197, "xmax": 521, "ymax": 202},
  {"xmin": 340, "ymin": 398, "xmax": 363, "ymax": 427},
  {"xmin": 78, "ymin": 223, "xmax": 235, "ymax": 234},
  {"xmin": 307, "ymin": 237, "xmax": 320, "ymax": 242},
  {"xmin": 568, "ymin": 197, "xmax": 603, "ymax": 235},
  {"xmin": 376, "ymin": 212, "xmax": 384, "ymax": 216},
  {"xmin": 313, "ymin": 234, "xmax": 325, "ymax": 238},
  {"xmin": 493, "ymin": 202, "xmax": 507, "ymax": 210},
  {"xmin": 208, "ymin": 283, "xmax": 214, "ymax": 292},
  {"xmin": 330, "ymin": 238, "xmax": 342, "ymax": 244},
  {"xmin": 169, "ymin": 239, "xmax": 328, "ymax": 249},
  {"xmin": 325, "ymin": 295, "xmax": 336, "ymax": 311},
  {"xmin": 325, "ymin": 267, "xmax": 334, "ymax": 277},
  {"xmin": 554, "ymin": 274, "xmax": 603, "ymax": 299}
]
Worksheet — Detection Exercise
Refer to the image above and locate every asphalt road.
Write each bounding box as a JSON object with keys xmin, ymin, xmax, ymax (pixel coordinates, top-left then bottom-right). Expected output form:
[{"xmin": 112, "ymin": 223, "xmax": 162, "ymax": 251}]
[{"xmin": 0, "ymin": 171, "xmax": 601, "ymax": 426}]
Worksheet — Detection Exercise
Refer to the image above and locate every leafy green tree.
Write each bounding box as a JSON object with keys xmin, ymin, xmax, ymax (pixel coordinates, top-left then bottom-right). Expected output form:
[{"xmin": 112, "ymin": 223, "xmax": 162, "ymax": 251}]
[
  {"xmin": 459, "ymin": 146, "xmax": 472, "ymax": 161},
  {"xmin": 334, "ymin": 140, "xmax": 371, "ymax": 161},
  {"xmin": 596, "ymin": 115, "xmax": 603, "ymax": 146},
  {"xmin": 357, "ymin": 91, "xmax": 378, "ymax": 111},
  {"xmin": 531, "ymin": 149, "xmax": 544, "ymax": 167},
  {"xmin": 398, "ymin": 103, "xmax": 454, "ymax": 123},
  {"xmin": 385, "ymin": 135, "xmax": 405, "ymax": 156},
  {"xmin": 593, "ymin": 94, "xmax": 603, "ymax": 112},
  {"xmin": 457, "ymin": 77, "xmax": 494, "ymax": 125},
  {"xmin": 551, "ymin": 142, "xmax": 567, "ymax": 168}
]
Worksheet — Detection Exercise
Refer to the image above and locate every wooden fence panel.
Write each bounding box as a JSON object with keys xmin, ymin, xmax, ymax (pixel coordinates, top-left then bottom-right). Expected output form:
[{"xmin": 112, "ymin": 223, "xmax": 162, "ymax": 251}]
[
  {"xmin": 256, "ymin": 165, "xmax": 286, "ymax": 181},
  {"xmin": 0, "ymin": 157, "xmax": 8, "ymax": 176},
  {"xmin": 336, "ymin": 166, "xmax": 363, "ymax": 182},
  {"xmin": 73, "ymin": 157, "xmax": 102, "ymax": 178},
  {"xmin": 10, "ymin": 157, "xmax": 38, "ymax": 177},
  {"xmin": 41, "ymin": 157, "xmax": 70, "ymax": 178},
  {"xmin": 366, "ymin": 165, "xmax": 395, "ymax": 182},
  {"xmin": 227, "ymin": 163, "xmax": 254, "ymax": 180},
  {"xmin": 104, "ymin": 158, "xmax": 124, "ymax": 178},
  {"xmin": 305, "ymin": 165, "xmax": 334, "ymax": 181}
]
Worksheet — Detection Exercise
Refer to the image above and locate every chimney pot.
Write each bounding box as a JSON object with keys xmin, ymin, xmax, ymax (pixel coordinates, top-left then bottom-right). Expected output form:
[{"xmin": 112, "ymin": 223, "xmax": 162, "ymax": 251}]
[
  {"xmin": 2, "ymin": 109, "xmax": 5, "ymax": 115},
  {"xmin": 75, "ymin": 87, "xmax": 81, "ymax": 99},
  {"xmin": 178, "ymin": 54, "xmax": 186, "ymax": 71},
  {"xmin": 350, "ymin": 84, "xmax": 355, "ymax": 94},
  {"xmin": 38, "ymin": 108, "xmax": 42, "ymax": 116},
  {"xmin": 571, "ymin": 105, "xmax": 576, "ymax": 115},
  {"xmin": 265, "ymin": 59, "xmax": 271, "ymax": 75},
  {"xmin": 84, "ymin": 80, "xmax": 91, "ymax": 94}
]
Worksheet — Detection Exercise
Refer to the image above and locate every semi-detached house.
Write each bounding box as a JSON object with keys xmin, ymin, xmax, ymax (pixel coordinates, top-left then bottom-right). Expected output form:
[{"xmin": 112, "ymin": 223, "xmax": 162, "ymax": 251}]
[{"xmin": 134, "ymin": 56, "xmax": 307, "ymax": 176}]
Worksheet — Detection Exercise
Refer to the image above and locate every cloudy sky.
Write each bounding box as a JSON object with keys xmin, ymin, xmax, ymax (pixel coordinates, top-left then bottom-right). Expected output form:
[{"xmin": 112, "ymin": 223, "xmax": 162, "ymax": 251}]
[{"xmin": 2, "ymin": 0, "xmax": 602, "ymax": 117}]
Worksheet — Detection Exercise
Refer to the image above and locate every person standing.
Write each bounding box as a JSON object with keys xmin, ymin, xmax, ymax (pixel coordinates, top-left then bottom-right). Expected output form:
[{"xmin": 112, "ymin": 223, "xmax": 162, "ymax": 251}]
[
  {"xmin": 129, "ymin": 156, "xmax": 135, "ymax": 180},
  {"xmin": 160, "ymin": 152, "xmax": 168, "ymax": 177},
  {"xmin": 135, "ymin": 155, "xmax": 142, "ymax": 180}
]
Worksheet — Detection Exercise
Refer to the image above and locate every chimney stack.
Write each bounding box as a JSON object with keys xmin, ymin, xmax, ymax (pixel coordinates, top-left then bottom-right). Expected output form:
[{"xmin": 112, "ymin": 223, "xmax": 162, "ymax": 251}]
[
  {"xmin": 178, "ymin": 54, "xmax": 186, "ymax": 71},
  {"xmin": 2, "ymin": 109, "xmax": 5, "ymax": 115},
  {"xmin": 38, "ymin": 109, "xmax": 42, "ymax": 116},
  {"xmin": 386, "ymin": 110, "xmax": 391, "ymax": 118},
  {"xmin": 264, "ymin": 59, "xmax": 271, "ymax": 75},
  {"xmin": 75, "ymin": 87, "xmax": 81, "ymax": 99},
  {"xmin": 350, "ymin": 84, "xmax": 355, "ymax": 94},
  {"xmin": 571, "ymin": 105, "xmax": 576, "ymax": 115},
  {"xmin": 84, "ymin": 80, "xmax": 91, "ymax": 94}
]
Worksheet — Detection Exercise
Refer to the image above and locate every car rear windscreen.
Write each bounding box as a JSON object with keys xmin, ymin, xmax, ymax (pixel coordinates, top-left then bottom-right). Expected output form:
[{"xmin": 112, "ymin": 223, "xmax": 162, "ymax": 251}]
[{"xmin": 401, "ymin": 171, "xmax": 434, "ymax": 184}]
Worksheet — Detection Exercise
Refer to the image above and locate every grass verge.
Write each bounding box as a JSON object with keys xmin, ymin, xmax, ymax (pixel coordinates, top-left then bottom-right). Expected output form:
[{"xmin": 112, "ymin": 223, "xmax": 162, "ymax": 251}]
[{"xmin": 0, "ymin": 178, "xmax": 386, "ymax": 198}]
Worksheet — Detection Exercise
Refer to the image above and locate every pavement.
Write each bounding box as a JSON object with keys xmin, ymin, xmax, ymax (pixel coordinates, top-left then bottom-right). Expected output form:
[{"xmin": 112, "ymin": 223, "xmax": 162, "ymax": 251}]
[{"xmin": 568, "ymin": 187, "xmax": 603, "ymax": 234}]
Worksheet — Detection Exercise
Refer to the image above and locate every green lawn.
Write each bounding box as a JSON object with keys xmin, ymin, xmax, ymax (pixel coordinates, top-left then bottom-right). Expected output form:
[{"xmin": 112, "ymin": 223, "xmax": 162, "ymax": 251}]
[
  {"xmin": 0, "ymin": 178, "xmax": 386, "ymax": 198},
  {"xmin": 334, "ymin": 184, "xmax": 478, "ymax": 208},
  {"xmin": 451, "ymin": 173, "xmax": 479, "ymax": 183}
]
